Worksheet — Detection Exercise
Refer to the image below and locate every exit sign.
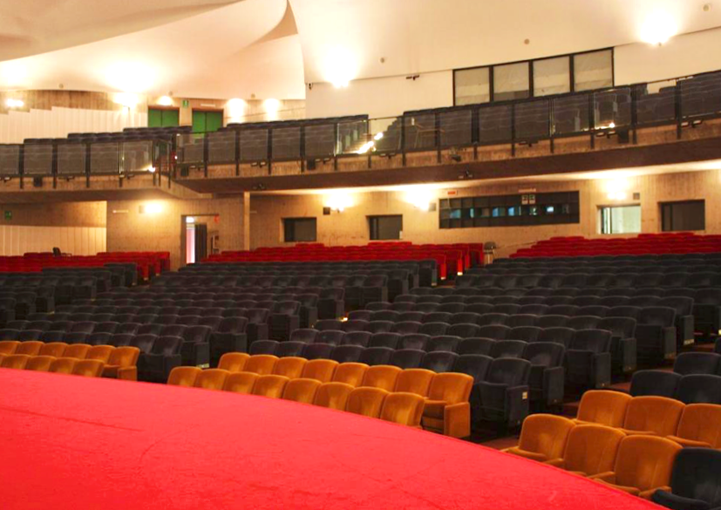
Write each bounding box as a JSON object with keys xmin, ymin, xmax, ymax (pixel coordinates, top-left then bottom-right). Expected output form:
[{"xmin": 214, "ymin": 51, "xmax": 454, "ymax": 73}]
[
  {"xmin": 182, "ymin": 100, "xmax": 190, "ymax": 108},
  {"xmin": 4, "ymin": 211, "xmax": 11, "ymax": 220}
]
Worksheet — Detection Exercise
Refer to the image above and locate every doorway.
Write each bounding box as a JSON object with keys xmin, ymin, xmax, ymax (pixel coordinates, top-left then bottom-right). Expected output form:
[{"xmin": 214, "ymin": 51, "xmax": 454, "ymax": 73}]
[{"xmin": 183, "ymin": 214, "xmax": 220, "ymax": 265}]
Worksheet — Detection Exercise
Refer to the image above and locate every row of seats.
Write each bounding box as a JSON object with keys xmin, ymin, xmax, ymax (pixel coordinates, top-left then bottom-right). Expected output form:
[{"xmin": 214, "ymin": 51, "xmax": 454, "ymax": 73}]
[
  {"xmin": 0, "ymin": 340, "xmax": 139, "ymax": 379},
  {"xmin": 0, "ymin": 353, "xmax": 105, "ymax": 377},
  {"xmin": 504, "ymin": 415, "xmax": 720, "ymax": 503},
  {"xmin": 631, "ymin": 371, "xmax": 721, "ymax": 404},
  {"xmin": 457, "ymin": 272, "xmax": 721, "ymax": 289},
  {"xmin": 574, "ymin": 390, "xmax": 721, "ymax": 444},
  {"xmin": 211, "ymin": 352, "xmax": 474, "ymax": 436}
]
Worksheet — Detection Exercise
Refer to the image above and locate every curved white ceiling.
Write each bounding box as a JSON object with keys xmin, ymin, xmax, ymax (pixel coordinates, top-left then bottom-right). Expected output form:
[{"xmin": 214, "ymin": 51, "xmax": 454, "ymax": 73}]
[{"xmin": 1, "ymin": 0, "xmax": 720, "ymax": 99}]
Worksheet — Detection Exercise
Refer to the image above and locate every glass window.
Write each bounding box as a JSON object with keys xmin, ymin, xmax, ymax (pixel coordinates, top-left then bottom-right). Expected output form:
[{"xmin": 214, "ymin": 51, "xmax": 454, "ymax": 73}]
[
  {"xmin": 661, "ymin": 201, "xmax": 705, "ymax": 232},
  {"xmin": 369, "ymin": 215, "xmax": 403, "ymax": 240},
  {"xmin": 454, "ymin": 67, "xmax": 491, "ymax": 106},
  {"xmin": 450, "ymin": 209, "xmax": 462, "ymax": 219},
  {"xmin": 600, "ymin": 205, "xmax": 641, "ymax": 234},
  {"xmin": 283, "ymin": 218, "xmax": 317, "ymax": 242},
  {"xmin": 493, "ymin": 62, "xmax": 530, "ymax": 101},
  {"xmin": 574, "ymin": 50, "xmax": 613, "ymax": 91},
  {"xmin": 533, "ymin": 57, "xmax": 570, "ymax": 96}
]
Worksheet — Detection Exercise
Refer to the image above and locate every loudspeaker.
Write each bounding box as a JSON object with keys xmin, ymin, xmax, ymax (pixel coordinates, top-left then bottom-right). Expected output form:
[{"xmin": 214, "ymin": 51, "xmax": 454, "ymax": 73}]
[
  {"xmin": 306, "ymin": 159, "xmax": 316, "ymax": 171},
  {"xmin": 32, "ymin": 177, "xmax": 43, "ymax": 188},
  {"xmin": 323, "ymin": 207, "xmax": 331, "ymax": 216},
  {"xmin": 617, "ymin": 129, "xmax": 630, "ymax": 144}
]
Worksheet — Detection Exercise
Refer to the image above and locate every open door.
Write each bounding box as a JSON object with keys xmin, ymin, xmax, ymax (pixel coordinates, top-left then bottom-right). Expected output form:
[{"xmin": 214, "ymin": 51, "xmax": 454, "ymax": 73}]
[{"xmin": 194, "ymin": 223, "xmax": 208, "ymax": 262}]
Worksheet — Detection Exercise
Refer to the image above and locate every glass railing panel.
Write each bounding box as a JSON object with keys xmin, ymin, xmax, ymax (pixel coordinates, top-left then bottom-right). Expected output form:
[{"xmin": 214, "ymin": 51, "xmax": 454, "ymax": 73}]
[
  {"xmin": 514, "ymin": 99, "xmax": 550, "ymax": 141},
  {"xmin": 404, "ymin": 113, "xmax": 437, "ymax": 151},
  {"xmin": 240, "ymin": 128, "xmax": 269, "ymax": 162},
  {"xmin": 478, "ymin": 104, "xmax": 512, "ymax": 144},
  {"xmin": 336, "ymin": 120, "xmax": 368, "ymax": 155},
  {"xmin": 207, "ymin": 130, "xmax": 236, "ymax": 164},
  {"xmin": 440, "ymin": 109, "xmax": 472, "ymax": 148},
  {"xmin": 680, "ymin": 73, "xmax": 721, "ymax": 118},
  {"xmin": 0, "ymin": 145, "xmax": 20, "ymax": 176},
  {"xmin": 593, "ymin": 87, "xmax": 632, "ymax": 129},
  {"xmin": 57, "ymin": 141, "xmax": 86, "ymax": 175},
  {"xmin": 23, "ymin": 141, "xmax": 53, "ymax": 176},
  {"xmin": 90, "ymin": 141, "xmax": 120, "ymax": 174},
  {"xmin": 552, "ymin": 93, "xmax": 590, "ymax": 135},
  {"xmin": 272, "ymin": 125, "xmax": 301, "ymax": 160},
  {"xmin": 635, "ymin": 80, "xmax": 677, "ymax": 125},
  {"xmin": 369, "ymin": 117, "xmax": 402, "ymax": 154},
  {"xmin": 304, "ymin": 123, "xmax": 336, "ymax": 159},
  {"xmin": 177, "ymin": 133, "xmax": 206, "ymax": 165},
  {"xmin": 121, "ymin": 140, "xmax": 154, "ymax": 172}
]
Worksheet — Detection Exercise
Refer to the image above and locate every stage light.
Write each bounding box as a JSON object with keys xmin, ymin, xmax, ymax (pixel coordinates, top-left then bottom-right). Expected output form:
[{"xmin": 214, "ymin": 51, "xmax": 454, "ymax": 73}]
[{"xmin": 640, "ymin": 11, "xmax": 677, "ymax": 46}]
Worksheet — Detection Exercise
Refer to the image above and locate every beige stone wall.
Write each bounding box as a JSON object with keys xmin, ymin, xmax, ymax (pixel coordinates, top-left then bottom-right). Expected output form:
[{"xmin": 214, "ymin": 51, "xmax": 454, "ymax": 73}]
[
  {"xmin": 249, "ymin": 169, "xmax": 721, "ymax": 258},
  {"xmin": 0, "ymin": 201, "xmax": 106, "ymax": 227},
  {"xmin": 106, "ymin": 196, "xmax": 244, "ymax": 270}
]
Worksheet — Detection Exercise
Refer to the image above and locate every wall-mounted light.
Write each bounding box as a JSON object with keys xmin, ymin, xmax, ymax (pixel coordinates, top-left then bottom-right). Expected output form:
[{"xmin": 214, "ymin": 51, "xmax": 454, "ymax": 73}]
[
  {"xmin": 157, "ymin": 95, "xmax": 173, "ymax": 106},
  {"xmin": 640, "ymin": 11, "xmax": 677, "ymax": 46},
  {"xmin": 114, "ymin": 93, "xmax": 139, "ymax": 109},
  {"xmin": 5, "ymin": 98, "xmax": 24, "ymax": 108},
  {"xmin": 404, "ymin": 187, "xmax": 436, "ymax": 212},
  {"xmin": 325, "ymin": 47, "xmax": 356, "ymax": 88},
  {"xmin": 186, "ymin": 216, "xmax": 195, "ymax": 224},
  {"xmin": 325, "ymin": 192, "xmax": 353, "ymax": 213},
  {"xmin": 139, "ymin": 202, "xmax": 163, "ymax": 215},
  {"xmin": 606, "ymin": 178, "xmax": 630, "ymax": 200}
]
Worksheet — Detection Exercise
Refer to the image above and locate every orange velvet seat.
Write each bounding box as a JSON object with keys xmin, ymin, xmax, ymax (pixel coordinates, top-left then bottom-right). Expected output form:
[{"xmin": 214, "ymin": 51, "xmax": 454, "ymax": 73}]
[
  {"xmin": 194, "ymin": 369, "xmax": 229, "ymax": 390},
  {"xmin": 421, "ymin": 372, "xmax": 474, "ymax": 438},
  {"xmin": 1, "ymin": 354, "xmax": 31, "ymax": 369},
  {"xmin": 314, "ymin": 382, "xmax": 355, "ymax": 410},
  {"xmin": 545, "ymin": 424, "xmax": 626, "ymax": 477},
  {"xmin": 346, "ymin": 387, "xmax": 389, "ymax": 418},
  {"xmin": 622, "ymin": 396, "xmax": 685, "ymax": 437},
  {"xmin": 223, "ymin": 372, "xmax": 259, "ymax": 394},
  {"xmin": 361, "ymin": 365, "xmax": 402, "ymax": 391},
  {"xmin": 380, "ymin": 392, "xmax": 425, "ymax": 428},
  {"xmin": 243, "ymin": 355, "xmax": 279, "ymax": 375},
  {"xmin": 73, "ymin": 360, "xmax": 105, "ymax": 378},
  {"xmin": 590, "ymin": 435, "xmax": 682, "ymax": 499},
  {"xmin": 50, "ymin": 357, "xmax": 77, "ymax": 374},
  {"xmin": 103, "ymin": 347, "xmax": 140, "ymax": 381},
  {"xmin": 394, "ymin": 368, "xmax": 435, "ymax": 397},
  {"xmin": 63, "ymin": 343, "xmax": 92, "ymax": 360},
  {"xmin": 273, "ymin": 357, "xmax": 308, "ymax": 379},
  {"xmin": 0, "ymin": 340, "xmax": 19, "ymax": 355},
  {"xmin": 574, "ymin": 390, "xmax": 632, "ymax": 427},
  {"xmin": 15, "ymin": 341, "xmax": 42, "ymax": 356},
  {"xmin": 40, "ymin": 342, "xmax": 69, "ymax": 358},
  {"xmin": 282, "ymin": 378, "xmax": 322, "ymax": 404},
  {"xmin": 25, "ymin": 355, "xmax": 56, "ymax": 372},
  {"xmin": 301, "ymin": 359, "xmax": 338, "ymax": 383},
  {"xmin": 332, "ymin": 362, "xmax": 369, "ymax": 387},
  {"xmin": 252, "ymin": 375, "xmax": 290, "ymax": 398},
  {"xmin": 218, "ymin": 352, "xmax": 250, "ymax": 372},
  {"xmin": 167, "ymin": 366, "xmax": 202, "ymax": 387},
  {"xmin": 86, "ymin": 345, "xmax": 114, "ymax": 364},
  {"xmin": 667, "ymin": 404, "xmax": 721, "ymax": 448},
  {"xmin": 504, "ymin": 414, "xmax": 575, "ymax": 462}
]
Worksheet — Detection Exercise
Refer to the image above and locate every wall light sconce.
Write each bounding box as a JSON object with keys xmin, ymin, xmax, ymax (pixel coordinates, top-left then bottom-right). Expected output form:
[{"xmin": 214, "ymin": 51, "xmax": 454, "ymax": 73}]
[
  {"xmin": 139, "ymin": 202, "xmax": 163, "ymax": 214},
  {"xmin": 640, "ymin": 11, "xmax": 677, "ymax": 46},
  {"xmin": 5, "ymin": 98, "xmax": 24, "ymax": 108}
]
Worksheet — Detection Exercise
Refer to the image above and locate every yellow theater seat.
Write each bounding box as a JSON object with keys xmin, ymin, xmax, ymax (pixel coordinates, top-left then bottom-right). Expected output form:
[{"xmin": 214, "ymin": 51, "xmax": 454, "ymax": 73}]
[
  {"xmin": 86, "ymin": 345, "xmax": 114, "ymax": 364},
  {"xmin": 73, "ymin": 360, "xmax": 105, "ymax": 378},
  {"xmin": 590, "ymin": 435, "xmax": 682, "ymax": 499},
  {"xmin": 50, "ymin": 357, "xmax": 77, "ymax": 374},
  {"xmin": 223, "ymin": 372, "xmax": 259, "ymax": 394},
  {"xmin": 667, "ymin": 404, "xmax": 721, "ymax": 448},
  {"xmin": 622, "ymin": 396, "xmax": 685, "ymax": 437},
  {"xmin": 421, "ymin": 372, "xmax": 474, "ymax": 438},
  {"xmin": 394, "ymin": 368, "xmax": 435, "ymax": 397},
  {"xmin": 252, "ymin": 375, "xmax": 290, "ymax": 399},
  {"xmin": 63, "ymin": 343, "xmax": 92, "ymax": 360},
  {"xmin": 195, "ymin": 369, "xmax": 229, "ymax": 390},
  {"xmin": 332, "ymin": 362, "xmax": 369, "ymax": 387},
  {"xmin": 25, "ymin": 355, "xmax": 57, "ymax": 372},
  {"xmin": 575, "ymin": 390, "xmax": 632, "ymax": 428},
  {"xmin": 40, "ymin": 342, "xmax": 69, "ymax": 358},
  {"xmin": 0, "ymin": 340, "xmax": 20, "ymax": 355},
  {"xmin": 301, "ymin": 359, "xmax": 338, "ymax": 383},
  {"xmin": 167, "ymin": 366, "xmax": 202, "ymax": 387},
  {"xmin": 282, "ymin": 378, "xmax": 322, "ymax": 404},
  {"xmin": 380, "ymin": 392, "xmax": 425, "ymax": 428},
  {"xmin": 243, "ymin": 355, "xmax": 279, "ymax": 375},
  {"xmin": 361, "ymin": 365, "xmax": 402, "ymax": 391},
  {"xmin": 103, "ymin": 346, "xmax": 141, "ymax": 381},
  {"xmin": 314, "ymin": 382, "xmax": 354, "ymax": 410},
  {"xmin": 16, "ymin": 341, "xmax": 42, "ymax": 356},
  {"xmin": 545, "ymin": 424, "xmax": 626, "ymax": 477},
  {"xmin": 346, "ymin": 387, "xmax": 389, "ymax": 418},
  {"xmin": 1, "ymin": 354, "xmax": 31, "ymax": 369},
  {"xmin": 504, "ymin": 414, "xmax": 575, "ymax": 462},
  {"xmin": 273, "ymin": 357, "xmax": 308, "ymax": 379},
  {"xmin": 218, "ymin": 352, "xmax": 250, "ymax": 372}
]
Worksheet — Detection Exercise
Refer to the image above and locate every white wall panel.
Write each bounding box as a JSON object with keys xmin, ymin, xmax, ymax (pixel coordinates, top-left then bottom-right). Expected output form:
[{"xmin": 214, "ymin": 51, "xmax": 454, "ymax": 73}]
[
  {"xmin": 0, "ymin": 226, "xmax": 106, "ymax": 256},
  {"xmin": 0, "ymin": 107, "xmax": 147, "ymax": 144}
]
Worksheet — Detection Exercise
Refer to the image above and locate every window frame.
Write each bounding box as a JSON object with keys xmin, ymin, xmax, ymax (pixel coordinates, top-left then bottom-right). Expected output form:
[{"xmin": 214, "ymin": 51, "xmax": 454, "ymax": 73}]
[
  {"xmin": 452, "ymin": 48, "xmax": 614, "ymax": 106},
  {"xmin": 599, "ymin": 204, "xmax": 642, "ymax": 235},
  {"xmin": 368, "ymin": 214, "xmax": 404, "ymax": 241},
  {"xmin": 660, "ymin": 200, "xmax": 706, "ymax": 232},
  {"xmin": 282, "ymin": 217, "xmax": 317, "ymax": 243}
]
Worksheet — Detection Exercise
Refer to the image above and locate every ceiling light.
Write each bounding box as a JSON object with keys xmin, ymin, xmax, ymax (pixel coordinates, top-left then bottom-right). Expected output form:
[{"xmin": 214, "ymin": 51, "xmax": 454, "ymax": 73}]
[
  {"xmin": 5, "ymin": 98, "xmax": 24, "ymax": 108},
  {"xmin": 186, "ymin": 216, "xmax": 195, "ymax": 224},
  {"xmin": 640, "ymin": 11, "xmax": 677, "ymax": 46},
  {"xmin": 325, "ymin": 47, "xmax": 356, "ymax": 88},
  {"xmin": 157, "ymin": 96, "xmax": 173, "ymax": 106},
  {"xmin": 106, "ymin": 62, "xmax": 154, "ymax": 92}
]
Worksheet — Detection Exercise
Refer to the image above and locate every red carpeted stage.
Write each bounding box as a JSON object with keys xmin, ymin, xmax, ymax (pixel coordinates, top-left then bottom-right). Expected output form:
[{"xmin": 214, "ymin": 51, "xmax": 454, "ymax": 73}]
[{"xmin": 0, "ymin": 369, "xmax": 658, "ymax": 510}]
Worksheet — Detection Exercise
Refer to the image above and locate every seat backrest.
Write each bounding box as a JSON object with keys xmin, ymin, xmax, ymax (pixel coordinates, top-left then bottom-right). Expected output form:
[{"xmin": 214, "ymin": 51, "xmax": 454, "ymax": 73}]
[
  {"xmin": 313, "ymin": 382, "xmax": 355, "ymax": 410},
  {"xmin": 570, "ymin": 329, "xmax": 611, "ymax": 353},
  {"xmin": 576, "ymin": 390, "xmax": 632, "ymax": 427},
  {"xmin": 72, "ymin": 359, "xmax": 105, "ymax": 377},
  {"xmin": 677, "ymin": 374, "xmax": 721, "ymax": 404},
  {"xmin": 516, "ymin": 414, "xmax": 575, "ymax": 461},
  {"xmin": 457, "ymin": 337, "xmax": 494, "ymax": 356},
  {"xmin": 362, "ymin": 365, "xmax": 402, "ymax": 391},
  {"xmin": 613, "ymin": 435, "xmax": 682, "ymax": 491},
  {"xmin": 476, "ymin": 324, "xmax": 510, "ymax": 340},
  {"xmin": 674, "ymin": 352, "xmax": 721, "ymax": 376},
  {"xmin": 167, "ymin": 366, "xmax": 201, "ymax": 386},
  {"xmin": 218, "ymin": 352, "xmax": 250, "ymax": 372},
  {"xmin": 249, "ymin": 340, "xmax": 279, "ymax": 355},
  {"xmin": 485, "ymin": 358, "xmax": 530, "ymax": 386},
  {"xmin": 222, "ymin": 371, "xmax": 259, "ymax": 394},
  {"xmin": 562, "ymin": 424, "xmax": 626, "ymax": 476},
  {"xmin": 421, "ymin": 351, "xmax": 459, "ymax": 373},
  {"xmin": 369, "ymin": 333, "xmax": 401, "ymax": 349},
  {"xmin": 251, "ymin": 375, "xmax": 290, "ymax": 398},
  {"xmin": 623, "ymin": 396, "xmax": 685, "ymax": 436},
  {"xmin": 667, "ymin": 444, "xmax": 721, "ymax": 504},
  {"xmin": 345, "ymin": 387, "xmax": 389, "ymax": 418},
  {"xmin": 523, "ymin": 342, "xmax": 565, "ymax": 367},
  {"xmin": 427, "ymin": 335, "xmax": 461, "ymax": 353},
  {"xmin": 629, "ymin": 370, "xmax": 682, "ymax": 398},
  {"xmin": 194, "ymin": 369, "xmax": 229, "ymax": 390},
  {"xmin": 389, "ymin": 349, "xmax": 425, "ymax": 370},
  {"xmin": 25, "ymin": 355, "xmax": 56, "ymax": 372},
  {"xmin": 15, "ymin": 341, "xmax": 42, "ymax": 356},
  {"xmin": 39, "ymin": 342, "xmax": 69, "ymax": 357},
  {"xmin": 394, "ymin": 368, "xmax": 435, "ymax": 396},
  {"xmin": 489, "ymin": 340, "xmax": 526, "ymax": 359},
  {"xmin": 379, "ymin": 392, "xmax": 425, "ymax": 427},
  {"xmin": 243, "ymin": 354, "xmax": 279, "ymax": 375},
  {"xmin": 1, "ymin": 354, "xmax": 31, "ymax": 369},
  {"xmin": 675, "ymin": 404, "xmax": 721, "ymax": 449},
  {"xmin": 282, "ymin": 378, "xmax": 322, "ymax": 404},
  {"xmin": 536, "ymin": 327, "xmax": 574, "ymax": 348},
  {"xmin": 427, "ymin": 372, "xmax": 474, "ymax": 404},
  {"xmin": 639, "ymin": 306, "xmax": 677, "ymax": 327},
  {"xmin": 300, "ymin": 359, "xmax": 338, "ymax": 382},
  {"xmin": 332, "ymin": 362, "xmax": 369, "ymax": 387}
]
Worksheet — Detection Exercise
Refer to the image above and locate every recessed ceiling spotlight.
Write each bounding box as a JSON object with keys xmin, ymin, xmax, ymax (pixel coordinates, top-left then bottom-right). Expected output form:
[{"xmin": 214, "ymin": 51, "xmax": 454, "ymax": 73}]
[
  {"xmin": 704, "ymin": 3, "xmax": 712, "ymax": 11},
  {"xmin": 524, "ymin": 39, "xmax": 530, "ymax": 45}
]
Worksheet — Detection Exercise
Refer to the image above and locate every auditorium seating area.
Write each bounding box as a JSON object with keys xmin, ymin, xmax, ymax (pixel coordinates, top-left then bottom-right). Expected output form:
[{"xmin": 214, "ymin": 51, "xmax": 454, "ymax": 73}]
[{"xmin": 167, "ymin": 353, "xmax": 474, "ymax": 436}]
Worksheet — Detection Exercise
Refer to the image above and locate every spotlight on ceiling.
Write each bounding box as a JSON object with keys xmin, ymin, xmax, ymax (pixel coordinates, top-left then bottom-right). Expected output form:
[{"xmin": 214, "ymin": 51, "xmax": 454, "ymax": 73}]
[{"xmin": 640, "ymin": 11, "xmax": 677, "ymax": 46}]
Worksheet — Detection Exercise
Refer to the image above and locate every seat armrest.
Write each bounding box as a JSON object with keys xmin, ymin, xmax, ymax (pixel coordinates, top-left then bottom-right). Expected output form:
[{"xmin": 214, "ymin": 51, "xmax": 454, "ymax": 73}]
[
  {"xmin": 443, "ymin": 402, "xmax": 470, "ymax": 439},
  {"xmin": 589, "ymin": 472, "xmax": 615, "ymax": 483},
  {"xmin": 544, "ymin": 458, "xmax": 564, "ymax": 468},
  {"xmin": 639, "ymin": 486, "xmax": 671, "ymax": 500}
]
